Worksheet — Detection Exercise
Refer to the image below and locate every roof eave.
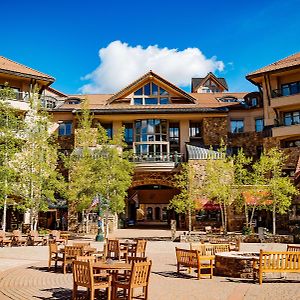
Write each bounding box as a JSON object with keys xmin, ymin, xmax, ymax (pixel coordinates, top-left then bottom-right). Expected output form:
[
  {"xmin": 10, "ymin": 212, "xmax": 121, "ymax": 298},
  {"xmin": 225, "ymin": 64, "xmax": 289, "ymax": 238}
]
[{"xmin": 0, "ymin": 68, "xmax": 55, "ymax": 83}]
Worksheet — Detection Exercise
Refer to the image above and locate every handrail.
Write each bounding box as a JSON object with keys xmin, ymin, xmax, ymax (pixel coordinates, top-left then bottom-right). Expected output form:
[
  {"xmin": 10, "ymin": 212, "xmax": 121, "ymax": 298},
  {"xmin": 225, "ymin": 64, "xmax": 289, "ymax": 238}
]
[
  {"xmin": 130, "ymin": 152, "xmax": 183, "ymax": 163},
  {"xmin": 272, "ymin": 85, "xmax": 300, "ymax": 98}
]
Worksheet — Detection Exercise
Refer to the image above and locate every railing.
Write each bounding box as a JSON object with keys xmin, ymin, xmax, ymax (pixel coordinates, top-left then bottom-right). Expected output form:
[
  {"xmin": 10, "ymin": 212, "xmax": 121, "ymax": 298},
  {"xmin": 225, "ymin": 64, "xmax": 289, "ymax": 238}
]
[
  {"xmin": 3, "ymin": 92, "xmax": 62, "ymax": 109},
  {"xmin": 130, "ymin": 152, "xmax": 183, "ymax": 163},
  {"xmin": 272, "ymin": 84, "xmax": 300, "ymax": 98}
]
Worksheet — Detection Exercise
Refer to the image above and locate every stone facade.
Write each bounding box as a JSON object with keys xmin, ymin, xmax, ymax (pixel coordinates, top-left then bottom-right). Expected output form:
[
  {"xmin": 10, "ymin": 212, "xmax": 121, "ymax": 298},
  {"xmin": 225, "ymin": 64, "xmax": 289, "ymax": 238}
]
[
  {"xmin": 228, "ymin": 132, "xmax": 264, "ymax": 157},
  {"xmin": 203, "ymin": 117, "xmax": 228, "ymax": 146}
]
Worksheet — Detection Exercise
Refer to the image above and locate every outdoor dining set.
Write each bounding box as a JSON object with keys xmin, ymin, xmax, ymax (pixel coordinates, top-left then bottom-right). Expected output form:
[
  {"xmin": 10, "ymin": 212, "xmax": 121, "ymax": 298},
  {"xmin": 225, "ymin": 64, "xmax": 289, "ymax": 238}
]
[{"xmin": 48, "ymin": 238, "xmax": 150, "ymax": 300}]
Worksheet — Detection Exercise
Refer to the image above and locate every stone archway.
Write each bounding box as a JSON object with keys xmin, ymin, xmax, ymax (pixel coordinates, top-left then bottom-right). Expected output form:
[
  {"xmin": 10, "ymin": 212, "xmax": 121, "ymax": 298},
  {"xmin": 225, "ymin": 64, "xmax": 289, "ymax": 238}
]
[{"xmin": 131, "ymin": 171, "xmax": 178, "ymax": 189}]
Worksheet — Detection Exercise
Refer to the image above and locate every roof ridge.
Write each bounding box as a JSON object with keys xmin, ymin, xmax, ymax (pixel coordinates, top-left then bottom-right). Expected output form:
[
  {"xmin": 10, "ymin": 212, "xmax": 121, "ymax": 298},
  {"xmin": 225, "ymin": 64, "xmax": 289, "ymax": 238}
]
[{"xmin": 0, "ymin": 55, "xmax": 54, "ymax": 80}]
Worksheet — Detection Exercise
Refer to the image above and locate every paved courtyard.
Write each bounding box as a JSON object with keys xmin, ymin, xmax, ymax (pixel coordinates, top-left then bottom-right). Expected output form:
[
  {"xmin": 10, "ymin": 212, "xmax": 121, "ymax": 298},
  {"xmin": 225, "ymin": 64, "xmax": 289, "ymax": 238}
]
[{"xmin": 0, "ymin": 229, "xmax": 299, "ymax": 299}]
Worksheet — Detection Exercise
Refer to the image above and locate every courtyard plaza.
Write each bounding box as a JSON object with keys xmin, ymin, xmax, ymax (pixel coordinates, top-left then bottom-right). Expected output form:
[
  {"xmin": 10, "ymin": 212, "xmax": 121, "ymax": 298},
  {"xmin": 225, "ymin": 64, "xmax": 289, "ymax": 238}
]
[{"xmin": 0, "ymin": 229, "xmax": 299, "ymax": 300}]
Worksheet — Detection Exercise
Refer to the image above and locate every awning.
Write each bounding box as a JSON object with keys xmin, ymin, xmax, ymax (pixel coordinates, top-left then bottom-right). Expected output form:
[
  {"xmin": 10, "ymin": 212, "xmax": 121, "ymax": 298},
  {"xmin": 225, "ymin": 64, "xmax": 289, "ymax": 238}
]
[
  {"xmin": 186, "ymin": 144, "xmax": 224, "ymax": 160},
  {"xmin": 195, "ymin": 198, "xmax": 220, "ymax": 211},
  {"xmin": 242, "ymin": 191, "xmax": 272, "ymax": 205}
]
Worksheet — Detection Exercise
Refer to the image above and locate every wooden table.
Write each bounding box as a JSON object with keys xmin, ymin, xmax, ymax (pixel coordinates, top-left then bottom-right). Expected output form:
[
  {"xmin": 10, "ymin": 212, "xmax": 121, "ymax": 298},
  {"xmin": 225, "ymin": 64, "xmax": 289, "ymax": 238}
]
[
  {"xmin": 59, "ymin": 247, "xmax": 97, "ymax": 256},
  {"xmin": 93, "ymin": 261, "xmax": 131, "ymax": 272}
]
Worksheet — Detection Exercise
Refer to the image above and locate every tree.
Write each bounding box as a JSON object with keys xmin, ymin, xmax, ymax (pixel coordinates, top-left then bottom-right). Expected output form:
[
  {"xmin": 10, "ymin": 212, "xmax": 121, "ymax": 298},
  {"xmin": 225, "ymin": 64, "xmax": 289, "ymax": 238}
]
[
  {"xmin": 66, "ymin": 101, "xmax": 133, "ymax": 234},
  {"xmin": 0, "ymin": 84, "xmax": 24, "ymax": 231},
  {"xmin": 202, "ymin": 146, "xmax": 234, "ymax": 233},
  {"xmin": 258, "ymin": 148, "xmax": 298, "ymax": 235},
  {"xmin": 169, "ymin": 163, "xmax": 200, "ymax": 234},
  {"xmin": 11, "ymin": 91, "xmax": 64, "ymax": 230}
]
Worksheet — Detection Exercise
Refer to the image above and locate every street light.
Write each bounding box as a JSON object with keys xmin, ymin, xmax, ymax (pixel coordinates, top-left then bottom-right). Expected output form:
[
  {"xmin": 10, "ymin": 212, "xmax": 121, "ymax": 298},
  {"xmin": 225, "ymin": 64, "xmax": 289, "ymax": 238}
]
[{"xmin": 95, "ymin": 194, "xmax": 104, "ymax": 241}]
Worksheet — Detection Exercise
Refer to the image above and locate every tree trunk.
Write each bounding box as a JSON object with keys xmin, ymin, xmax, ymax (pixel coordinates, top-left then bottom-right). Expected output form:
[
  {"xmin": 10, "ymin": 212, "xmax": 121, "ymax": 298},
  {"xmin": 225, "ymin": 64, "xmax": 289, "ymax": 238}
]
[
  {"xmin": 249, "ymin": 206, "xmax": 256, "ymax": 228},
  {"xmin": 188, "ymin": 207, "xmax": 192, "ymax": 235},
  {"xmin": 244, "ymin": 204, "xmax": 249, "ymax": 228},
  {"xmin": 272, "ymin": 205, "xmax": 276, "ymax": 235},
  {"xmin": 219, "ymin": 203, "xmax": 225, "ymax": 230},
  {"xmin": 2, "ymin": 193, "xmax": 7, "ymax": 232},
  {"xmin": 223, "ymin": 203, "xmax": 228, "ymax": 234}
]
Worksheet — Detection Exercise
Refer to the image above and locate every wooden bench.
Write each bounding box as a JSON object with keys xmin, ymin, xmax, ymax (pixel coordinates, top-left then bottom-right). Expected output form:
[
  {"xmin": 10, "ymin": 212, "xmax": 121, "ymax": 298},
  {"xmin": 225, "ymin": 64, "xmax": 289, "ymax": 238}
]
[
  {"xmin": 287, "ymin": 244, "xmax": 300, "ymax": 252},
  {"xmin": 190, "ymin": 243, "xmax": 231, "ymax": 255},
  {"xmin": 254, "ymin": 249, "xmax": 300, "ymax": 284},
  {"xmin": 175, "ymin": 247, "xmax": 214, "ymax": 279}
]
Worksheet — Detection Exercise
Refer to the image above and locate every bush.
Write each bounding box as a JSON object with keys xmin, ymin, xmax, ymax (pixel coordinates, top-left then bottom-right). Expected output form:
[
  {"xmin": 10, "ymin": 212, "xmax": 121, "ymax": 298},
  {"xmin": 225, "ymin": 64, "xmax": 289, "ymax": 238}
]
[{"xmin": 242, "ymin": 226, "xmax": 252, "ymax": 235}]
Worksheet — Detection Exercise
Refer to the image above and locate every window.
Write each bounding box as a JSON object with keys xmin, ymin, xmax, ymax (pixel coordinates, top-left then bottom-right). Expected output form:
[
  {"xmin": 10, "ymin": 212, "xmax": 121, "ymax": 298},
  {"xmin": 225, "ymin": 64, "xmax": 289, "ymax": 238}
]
[
  {"xmin": 189, "ymin": 122, "xmax": 202, "ymax": 138},
  {"xmin": 58, "ymin": 122, "xmax": 72, "ymax": 136},
  {"xmin": 255, "ymin": 118, "xmax": 264, "ymax": 132},
  {"xmin": 134, "ymin": 119, "xmax": 168, "ymax": 156},
  {"xmin": 230, "ymin": 120, "xmax": 244, "ymax": 133},
  {"xmin": 101, "ymin": 123, "xmax": 113, "ymax": 139},
  {"xmin": 169, "ymin": 122, "xmax": 180, "ymax": 152},
  {"xmin": 284, "ymin": 111, "xmax": 300, "ymax": 126},
  {"xmin": 251, "ymin": 97, "xmax": 258, "ymax": 107},
  {"xmin": 283, "ymin": 139, "xmax": 300, "ymax": 148},
  {"xmin": 281, "ymin": 81, "xmax": 300, "ymax": 96},
  {"xmin": 124, "ymin": 123, "xmax": 133, "ymax": 147},
  {"xmin": 132, "ymin": 82, "xmax": 170, "ymax": 105}
]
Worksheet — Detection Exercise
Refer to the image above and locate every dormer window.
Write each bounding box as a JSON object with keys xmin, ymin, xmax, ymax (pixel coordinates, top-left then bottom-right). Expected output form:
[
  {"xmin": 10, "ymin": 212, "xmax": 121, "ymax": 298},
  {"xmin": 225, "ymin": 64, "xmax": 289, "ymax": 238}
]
[
  {"xmin": 132, "ymin": 82, "xmax": 170, "ymax": 105},
  {"xmin": 65, "ymin": 97, "xmax": 81, "ymax": 105}
]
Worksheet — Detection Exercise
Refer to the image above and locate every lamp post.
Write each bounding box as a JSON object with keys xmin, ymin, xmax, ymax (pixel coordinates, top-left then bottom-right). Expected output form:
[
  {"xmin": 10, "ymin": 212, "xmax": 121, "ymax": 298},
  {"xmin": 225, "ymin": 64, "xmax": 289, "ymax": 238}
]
[{"xmin": 95, "ymin": 194, "xmax": 104, "ymax": 241}]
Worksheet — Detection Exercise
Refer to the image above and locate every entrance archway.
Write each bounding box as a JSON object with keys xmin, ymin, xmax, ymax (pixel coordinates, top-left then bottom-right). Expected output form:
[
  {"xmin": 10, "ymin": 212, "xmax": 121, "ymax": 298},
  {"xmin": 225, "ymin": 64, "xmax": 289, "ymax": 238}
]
[{"xmin": 126, "ymin": 183, "xmax": 180, "ymax": 226}]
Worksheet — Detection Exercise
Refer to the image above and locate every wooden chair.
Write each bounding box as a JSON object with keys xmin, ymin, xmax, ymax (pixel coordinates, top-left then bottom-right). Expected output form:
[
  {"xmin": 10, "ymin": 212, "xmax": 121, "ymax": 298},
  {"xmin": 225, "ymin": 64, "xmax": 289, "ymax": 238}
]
[
  {"xmin": 0, "ymin": 231, "xmax": 12, "ymax": 247},
  {"xmin": 106, "ymin": 239, "xmax": 128, "ymax": 261},
  {"xmin": 128, "ymin": 240, "xmax": 147, "ymax": 258},
  {"xmin": 175, "ymin": 248, "xmax": 214, "ymax": 280},
  {"xmin": 112, "ymin": 260, "xmax": 152, "ymax": 300},
  {"xmin": 73, "ymin": 242, "xmax": 91, "ymax": 247},
  {"xmin": 48, "ymin": 242, "xmax": 63, "ymax": 271},
  {"xmin": 72, "ymin": 260, "xmax": 111, "ymax": 300},
  {"xmin": 287, "ymin": 244, "xmax": 300, "ymax": 251},
  {"xmin": 50, "ymin": 230, "xmax": 67, "ymax": 245},
  {"xmin": 28, "ymin": 230, "xmax": 47, "ymax": 246},
  {"xmin": 12, "ymin": 230, "xmax": 27, "ymax": 246},
  {"xmin": 76, "ymin": 256, "xmax": 97, "ymax": 263},
  {"xmin": 63, "ymin": 246, "xmax": 84, "ymax": 274}
]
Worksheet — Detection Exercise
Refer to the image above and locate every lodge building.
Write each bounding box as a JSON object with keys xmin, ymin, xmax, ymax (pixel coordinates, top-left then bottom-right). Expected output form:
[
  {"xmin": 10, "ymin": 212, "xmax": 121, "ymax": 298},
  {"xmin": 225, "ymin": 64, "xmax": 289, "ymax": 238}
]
[{"xmin": 0, "ymin": 52, "xmax": 300, "ymax": 232}]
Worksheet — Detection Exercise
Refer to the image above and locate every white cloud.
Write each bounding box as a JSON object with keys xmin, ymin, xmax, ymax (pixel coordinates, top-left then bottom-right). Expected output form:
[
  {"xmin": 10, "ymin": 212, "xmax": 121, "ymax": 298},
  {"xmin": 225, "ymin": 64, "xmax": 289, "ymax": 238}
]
[{"xmin": 80, "ymin": 41, "xmax": 225, "ymax": 94}]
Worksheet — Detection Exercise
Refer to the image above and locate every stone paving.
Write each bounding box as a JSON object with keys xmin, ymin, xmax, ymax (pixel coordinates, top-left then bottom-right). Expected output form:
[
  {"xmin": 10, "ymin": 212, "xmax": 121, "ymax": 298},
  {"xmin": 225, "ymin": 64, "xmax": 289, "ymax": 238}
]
[{"xmin": 0, "ymin": 229, "xmax": 299, "ymax": 299}]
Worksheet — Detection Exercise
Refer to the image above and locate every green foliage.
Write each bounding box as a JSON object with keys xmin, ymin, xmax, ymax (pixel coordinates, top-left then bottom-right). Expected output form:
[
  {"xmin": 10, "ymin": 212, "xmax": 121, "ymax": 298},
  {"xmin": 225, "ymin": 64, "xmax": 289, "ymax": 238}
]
[
  {"xmin": 66, "ymin": 101, "xmax": 133, "ymax": 215},
  {"xmin": 169, "ymin": 163, "xmax": 198, "ymax": 213},
  {"xmin": 11, "ymin": 92, "xmax": 65, "ymax": 229}
]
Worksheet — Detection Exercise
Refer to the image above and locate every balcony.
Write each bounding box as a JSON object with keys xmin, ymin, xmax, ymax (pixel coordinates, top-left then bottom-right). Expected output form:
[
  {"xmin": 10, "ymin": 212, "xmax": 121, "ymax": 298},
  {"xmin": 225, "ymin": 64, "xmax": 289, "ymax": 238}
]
[
  {"xmin": 131, "ymin": 152, "xmax": 183, "ymax": 172},
  {"xmin": 4, "ymin": 92, "xmax": 63, "ymax": 110},
  {"xmin": 272, "ymin": 123, "xmax": 300, "ymax": 138},
  {"xmin": 271, "ymin": 84, "xmax": 300, "ymax": 109}
]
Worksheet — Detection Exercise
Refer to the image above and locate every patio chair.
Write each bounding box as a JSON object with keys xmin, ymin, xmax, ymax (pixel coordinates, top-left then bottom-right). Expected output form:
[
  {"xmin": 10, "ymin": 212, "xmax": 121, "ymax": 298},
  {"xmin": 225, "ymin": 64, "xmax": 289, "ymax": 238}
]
[
  {"xmin": 63, "ymin": 246, "xmax": 84, "ymax": 274},
  {"xmin": 73, "ymin": 242, "xmax": 91, "ymax": 247},
  {"xmin": 48, "ymin": 242, "xmax": 63, "ymax": 271},
  {"xmin": 50, "ymin": 230, "xmax": 67, "ymax": 245},
  {"xmin": 112, "ymin": 260, "xmax": 152, "ymax": 300},
  {"xmin": 128, "ymin": 240, "xmax": 147, "ymax": 258},
  {"xmin": 0, "ymin": 231, "xmax": 12, "ymax": 247},
  {"xmin": 28, "ymin": 230, "xmax": 47, "ymax": 246},
  {"xmin": 106, "ymin": 239, "xmax": 128, "ymax": 261},
  {"xmin": 72, "ymin": 260, "xmax": 111, "ymax": 300},
  {"xmin": 12, "ymin": 230, "xmax": 27, "ymax": 246}
]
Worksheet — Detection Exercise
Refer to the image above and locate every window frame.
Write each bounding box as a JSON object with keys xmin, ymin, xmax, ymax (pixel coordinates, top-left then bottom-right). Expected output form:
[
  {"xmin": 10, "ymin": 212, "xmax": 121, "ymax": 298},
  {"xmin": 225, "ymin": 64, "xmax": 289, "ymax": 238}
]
[{"xmin": 230, "ymin": 119, "xmax": 244, "ymax": 133}]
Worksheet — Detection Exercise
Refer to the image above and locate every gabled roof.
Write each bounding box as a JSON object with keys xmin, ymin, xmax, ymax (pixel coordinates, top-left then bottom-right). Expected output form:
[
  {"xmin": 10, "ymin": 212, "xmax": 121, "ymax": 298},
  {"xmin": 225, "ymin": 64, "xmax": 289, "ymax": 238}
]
[
  {"xmin": 0, "ymin": 56, "xmax": 55, "ymax": 82},
  {"xmin": 46, "ymin": 86, "xmax": 68, "ymax": 97},
  {"xmin": 107, "ymin": 70, "xmax": 196, "ymax": 104},
  {"xmin": 191, "ymin": 72, "xmax": 228, "ymax": 92},
  {"xmin": 247, "ymin": 52, "xmax": 300, "ymax": 78}
]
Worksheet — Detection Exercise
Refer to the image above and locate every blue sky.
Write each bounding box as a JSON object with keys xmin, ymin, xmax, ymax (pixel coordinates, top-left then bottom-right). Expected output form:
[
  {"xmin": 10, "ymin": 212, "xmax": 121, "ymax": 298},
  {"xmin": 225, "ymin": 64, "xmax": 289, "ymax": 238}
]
[{"xmin": 1, "ymin": 0, "xmax": 300, "ymax": 94}]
